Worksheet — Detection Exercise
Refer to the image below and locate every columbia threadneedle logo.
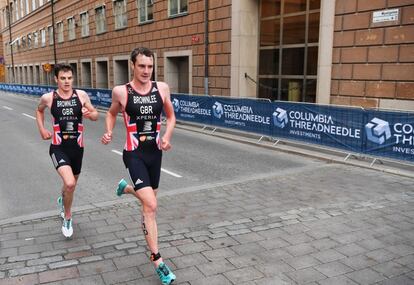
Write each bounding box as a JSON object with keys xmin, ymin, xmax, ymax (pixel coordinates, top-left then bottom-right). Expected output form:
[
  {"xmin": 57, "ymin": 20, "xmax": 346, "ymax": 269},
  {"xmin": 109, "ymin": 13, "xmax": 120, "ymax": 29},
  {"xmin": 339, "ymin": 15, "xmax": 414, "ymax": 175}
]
[
  {"xmin": 272, "ymin": 107, "xmax": 288, "ymax": 128},
  {"xmin": 365, "ymin": 117, "xmax": 391, "ymax": 144},
  {"xmin": 172, "ymin": 98, "xmax": 180, "ymax": 113},
  {"xmin": 212, "ymin": 102, "xmax": 223, "ymax": 119}
]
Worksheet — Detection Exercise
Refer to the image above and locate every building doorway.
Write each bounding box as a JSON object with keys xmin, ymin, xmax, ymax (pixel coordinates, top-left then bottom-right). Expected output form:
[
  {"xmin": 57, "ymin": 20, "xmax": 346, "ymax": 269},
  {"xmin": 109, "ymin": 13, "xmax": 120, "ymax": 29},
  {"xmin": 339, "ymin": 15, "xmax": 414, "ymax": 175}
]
[{"xmin": 164, "ymin": 51, "xmax": 192, "ymax": 94}]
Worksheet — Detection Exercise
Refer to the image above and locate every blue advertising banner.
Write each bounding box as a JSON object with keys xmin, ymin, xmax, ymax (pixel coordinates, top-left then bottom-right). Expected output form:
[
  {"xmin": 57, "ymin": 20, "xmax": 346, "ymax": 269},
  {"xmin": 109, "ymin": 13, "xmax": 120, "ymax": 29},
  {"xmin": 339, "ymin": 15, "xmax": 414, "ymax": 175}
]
[
  {"xmin": 271, "ymin": 102, "xmax": 364, "ymax": 152},
  {"xmin": 83, "ymin": 88, "xmax": 112, "ymax": 107},
  {"xmin": 94, "ymin": 88, "xmax": 112, "ymax": 108},
  {"xmin": 210, "ymin": 97, "xmax": 272, "ymax": 136},
  {"xmin": 170, "ymin": 93, "xmax": 212, "ymax": 125},
  {"xmin": 1, "ymin": 83, "xmax": 413, "ymax": 163},
  {"xmin": 364, "ymin": 110, "xmax": 414, "ymax": 162}
]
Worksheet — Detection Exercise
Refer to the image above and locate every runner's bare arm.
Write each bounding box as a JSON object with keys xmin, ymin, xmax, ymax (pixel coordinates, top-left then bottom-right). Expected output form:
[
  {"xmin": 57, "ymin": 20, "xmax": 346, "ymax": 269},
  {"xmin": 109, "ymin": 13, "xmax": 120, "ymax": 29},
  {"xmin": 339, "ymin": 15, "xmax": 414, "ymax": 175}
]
[
  {"xmin": 79, "ymin": 90, "xmax": 99, "ymax": 121},
  {"xmin": 159, "ymin": 82, "xmax": 176, "ymax": 151},
  {"xmin": 36, "ymin": 93, "xmax": 52, "ymax": 140},
  {"xmin": 101, "ymin": 86, "xmax": 123, "ymax": 144}
]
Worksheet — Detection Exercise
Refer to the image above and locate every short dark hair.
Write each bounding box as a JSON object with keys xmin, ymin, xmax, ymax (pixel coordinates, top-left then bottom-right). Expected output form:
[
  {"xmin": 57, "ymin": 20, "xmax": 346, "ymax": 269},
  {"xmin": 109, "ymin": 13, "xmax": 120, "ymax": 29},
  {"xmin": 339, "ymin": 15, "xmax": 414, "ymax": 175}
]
[
  {"xmin": 54, "ymin": 63, "xmax": 73, "ymax": 77},
  {"xmin": 130, "ymin": 47, "xmax": 154, "ymax": 64}
]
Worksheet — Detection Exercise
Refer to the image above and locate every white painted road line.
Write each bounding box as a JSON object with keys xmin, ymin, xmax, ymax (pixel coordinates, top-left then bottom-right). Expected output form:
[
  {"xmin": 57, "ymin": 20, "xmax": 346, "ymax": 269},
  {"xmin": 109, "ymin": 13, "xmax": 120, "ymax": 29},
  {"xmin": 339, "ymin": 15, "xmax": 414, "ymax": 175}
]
[
  {"xmin": 111, "ymin": 149, "xmax": 182, "ymax": 178},
  {"xmin": 22, "ymin": 113, "xmax": 36, "ymax": 120},
  {"xmin": 160, "ymin": 168, "xmax": 182, "ymax": 178},
  {"xmin": 2, "ymin": 106, "xmax": 13, "ymax": 110},
  {"xmin": 111, "ymin": 149, "xmax": 123, "ymax": 155}
]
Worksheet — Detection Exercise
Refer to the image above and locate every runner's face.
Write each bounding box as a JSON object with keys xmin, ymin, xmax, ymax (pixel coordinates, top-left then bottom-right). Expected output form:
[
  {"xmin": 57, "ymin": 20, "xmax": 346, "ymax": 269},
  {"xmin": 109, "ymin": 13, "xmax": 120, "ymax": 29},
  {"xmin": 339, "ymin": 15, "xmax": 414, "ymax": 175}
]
[
  {"xmin": 55, "ymin": 70, "xmax": 73, "ymax": 92},
  {"xmin": 132, "ymin": 54, "xmax": 153, "ymax": 84}
]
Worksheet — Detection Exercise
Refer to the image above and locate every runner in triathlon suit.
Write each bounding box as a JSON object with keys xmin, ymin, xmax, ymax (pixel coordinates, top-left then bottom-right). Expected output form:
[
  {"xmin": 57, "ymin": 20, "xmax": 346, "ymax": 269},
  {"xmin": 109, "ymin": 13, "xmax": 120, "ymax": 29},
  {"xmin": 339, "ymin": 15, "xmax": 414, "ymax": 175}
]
[
  {"xmin": 101, "ymin": 47, "xmax": 176, "ymax": 285},
  {"xmin": 36, "ymin": 63, "xmax": 98, "ymax": 238}
]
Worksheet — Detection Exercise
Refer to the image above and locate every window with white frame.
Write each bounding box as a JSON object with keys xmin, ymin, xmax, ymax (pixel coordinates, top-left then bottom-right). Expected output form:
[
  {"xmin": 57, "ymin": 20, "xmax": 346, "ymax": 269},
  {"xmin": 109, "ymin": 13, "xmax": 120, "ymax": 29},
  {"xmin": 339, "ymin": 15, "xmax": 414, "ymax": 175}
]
[
  {"xmin": 68, "ymin": 16, "xmax": 76, "ymax": 40},
  {"xmin": 27, "ymin": 33, "xmax": 32, "ymax": 49},
  {"xmin": 57, "ymin": 21, "xmax": 64, "ymax": 43},
  {"xmin": 137, "ymin": 0, "xmax": 153, "ymax": 23},
  {"xmin": 2, "ymin": 8, "xmax": 7, "ymax": 28},
  {"xmin": 21, "ymin": 36, "xmax": 26, "ymax": 49},
  {"xmin": 95, "ymin": 5, "xmax": 106, "ymax": 34},
  {"xmin": 169, "ymin": 0, "xmax": 187, "ymax": 17},
  {"xmin": 14, "ymin": 0, "xmax": 19, "ymax": 21},
  {"xmin": 47, "ymin": 25, "xmax": 53, "ymax": 45},
  {"xmin": 25, "ymin": 0, "xmax": 29, "ymax": 14},
  {"xmin": 113, "ymin": 0, "xmax": 127, "ymax": 29},
  {"xmin": 12, "ymin": 38, "xmax": 19, "ymax": 51},
  {"xmin": 20, "ymin": 0, "xmax": 25, "ymax": 18},
  {"xmin": 80, "ymin": 11, "xmax": 89, "ymax": 37},
  {"xmin": 39, "ymin": 0, "xmax": 43, "ymax": 5},
  {"xmin": 41, "ymin": 28, "xmax": 46, "ymax": 47},
  {"xmin": 32, "ymin": 0, "xmax": 36, "ymax": 10},
  {"xmin": 33, "ymin": 31, "xmax": 38, "ymax": 48}
]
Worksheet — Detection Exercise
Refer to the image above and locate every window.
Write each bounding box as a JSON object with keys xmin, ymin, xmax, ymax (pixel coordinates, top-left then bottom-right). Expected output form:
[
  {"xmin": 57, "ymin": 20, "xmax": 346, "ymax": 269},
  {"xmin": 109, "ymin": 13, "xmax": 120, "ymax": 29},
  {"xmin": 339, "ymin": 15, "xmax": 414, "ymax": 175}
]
[
  {"xmin": 80, "ymin": 11, "xmax": 89, "ymax": 37},
  {"xmin": 168, "ymin": 0, "xmax": 188, "ymax": 17},
  {"xmin": 47, "ymin": 25, "xmax": 53, "ymax": 45},
  {"xmin": 27, "ymin": 33, "xmax": 32, "ymax": 49},
  {"xmin": 20, "ymin": 0, "xmax": 25, "ymax": 18},
  {"xmin": 95, "ymin": 5, "xmax": 106, "ymax": 34},
  {"xmin": 14, "ymin": 0, "xmax": 19, "ymax": 21},
  {"xmin": 12, "ymin": 38, "xmax": 19, "ymax": 51},
  {"xmin": 258, "ymin": 0, "xmax": 320, "ymax": 103},
  {"xmin": 21, "ymin": 36, "xmax": 26, "ymax": 49},
  {"xmin": 68, "ymin": 17, "xmax": 76, "ymax": 40},
  {"xmin": 57, "ymin": 21, "xmax": 63, "ymax": 43},
  {"xmin": 32, "ymin": 0, "xmax": 36, "ymax": 10},
  {"xmin": 137, "ymin": 0, "xmax": 153, "ymax": 23},
  {"xmin": 40, "ymin": 28, "xmax": 46, "ymax": 47},
  {"xmin": 25, "ymin": 0, "xmax": 29, "ymax": 14},
  {"xmin": 113, "ymin": 0, "xmax": 127, "ymax": 29},
  {"xmin": 2, "ymin": 8, "xmax": 7, "ymax": 28},
  {"xmin": 39, "ymin": 0, "xmax": 43, "ymax": 5},
  {"xmin": 33, "ymin": 31, "xmax": 38, "ymax": 48}
]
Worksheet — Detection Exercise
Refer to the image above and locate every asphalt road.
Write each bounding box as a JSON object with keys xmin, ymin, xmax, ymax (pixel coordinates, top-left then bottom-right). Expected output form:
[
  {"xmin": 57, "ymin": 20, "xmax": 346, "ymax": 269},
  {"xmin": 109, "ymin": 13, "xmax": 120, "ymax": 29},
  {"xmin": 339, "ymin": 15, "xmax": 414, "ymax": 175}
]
[{"xmin": 0, "ymin": 91, "xmax": 324, "ymax": 222}]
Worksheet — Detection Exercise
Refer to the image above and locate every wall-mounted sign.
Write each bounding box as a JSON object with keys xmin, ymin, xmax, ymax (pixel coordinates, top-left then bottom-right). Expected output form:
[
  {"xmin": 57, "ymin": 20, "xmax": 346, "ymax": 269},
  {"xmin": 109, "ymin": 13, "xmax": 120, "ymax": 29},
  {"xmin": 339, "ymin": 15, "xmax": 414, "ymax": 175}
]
[
  {"xmin": 191, "ymin": 35, "xmax": 200, "ymax": 43},
  {"xmin": 372, "ymin": 9, "xmax": 399, "ymax": 23},
  {"xmin": 43, "ymin": 63, "xmax": 52, "ymax": 73}
]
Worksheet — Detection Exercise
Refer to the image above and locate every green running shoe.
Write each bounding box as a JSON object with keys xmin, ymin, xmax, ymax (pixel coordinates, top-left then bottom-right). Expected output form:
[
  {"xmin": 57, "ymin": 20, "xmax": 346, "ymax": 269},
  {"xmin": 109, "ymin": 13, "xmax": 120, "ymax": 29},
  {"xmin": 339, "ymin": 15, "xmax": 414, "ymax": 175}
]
[
  {"xmin": 155, "ymin": 262, "xmax": 176, "ymax": 285},
  {"xmin": 57, "ymin": 196, "xmax": 64, "ymax": 219},
  {"xmin": 116, "ymin": 179, "xmax": 128, "ymax": 197}
]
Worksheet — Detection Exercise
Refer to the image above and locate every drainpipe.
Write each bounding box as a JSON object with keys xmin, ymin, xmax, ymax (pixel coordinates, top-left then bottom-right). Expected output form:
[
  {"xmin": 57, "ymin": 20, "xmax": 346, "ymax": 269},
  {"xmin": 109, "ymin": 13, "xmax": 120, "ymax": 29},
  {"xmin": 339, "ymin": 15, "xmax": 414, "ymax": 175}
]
[
  {"xmin": 7, "ymin": 3, "xmax": 15, "ymax": 83},
  {"xmin": 51, "ymin": 0, "xmax": 57, "ymax": 64},
  {"xmin": 204, "ymin": 0, "xmax": 209, "ymax": 95}
]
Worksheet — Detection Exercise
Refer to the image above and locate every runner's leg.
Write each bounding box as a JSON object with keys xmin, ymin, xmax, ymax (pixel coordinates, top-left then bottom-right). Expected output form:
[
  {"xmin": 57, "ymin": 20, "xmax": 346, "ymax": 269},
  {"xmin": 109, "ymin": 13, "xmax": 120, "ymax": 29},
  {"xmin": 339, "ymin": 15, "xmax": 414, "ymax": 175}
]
[
  {"xmin": 57, "ymin": 165, "xmax": 77, "ymax": 219},
  {"xmin": 134, "ymin": 187, "xmax": 162, "ymax": 265}
]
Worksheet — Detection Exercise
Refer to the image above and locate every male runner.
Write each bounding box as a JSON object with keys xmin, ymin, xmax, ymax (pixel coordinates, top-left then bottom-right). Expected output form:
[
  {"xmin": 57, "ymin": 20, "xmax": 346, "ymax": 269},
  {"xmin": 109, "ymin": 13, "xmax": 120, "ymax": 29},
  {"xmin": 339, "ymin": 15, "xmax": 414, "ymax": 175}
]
[
  {"xmin": 101, "ymin": 47, "xmax": 176, "ymax": 285},
  {"xmin": 36, "ymin": 63, "xmax": 98, "ymax": 238}
]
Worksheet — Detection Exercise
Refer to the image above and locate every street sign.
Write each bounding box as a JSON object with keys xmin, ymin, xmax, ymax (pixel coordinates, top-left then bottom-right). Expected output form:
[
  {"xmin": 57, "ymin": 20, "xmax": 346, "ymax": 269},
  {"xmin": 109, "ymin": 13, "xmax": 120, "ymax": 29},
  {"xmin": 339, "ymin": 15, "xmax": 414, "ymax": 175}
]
[
  {"xmin": 372, "ymin": 9, "xmax": 399, "ymax": 23},
  {"xmin": 43, "ymin": 63, "xmax": 52, "ymax": 73}
]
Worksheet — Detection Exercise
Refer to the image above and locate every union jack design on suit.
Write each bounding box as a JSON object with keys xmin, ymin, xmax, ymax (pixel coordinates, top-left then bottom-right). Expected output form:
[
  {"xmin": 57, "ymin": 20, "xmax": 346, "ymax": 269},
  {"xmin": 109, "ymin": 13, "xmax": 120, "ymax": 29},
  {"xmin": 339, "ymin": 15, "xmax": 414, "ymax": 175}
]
[
  {"xmin": 52, "ymin": 118, "xmax": 62, "ymax": 145},
  {"xmin": 123, "ymin": 113, "xmax": 139, "ymax": 151}
]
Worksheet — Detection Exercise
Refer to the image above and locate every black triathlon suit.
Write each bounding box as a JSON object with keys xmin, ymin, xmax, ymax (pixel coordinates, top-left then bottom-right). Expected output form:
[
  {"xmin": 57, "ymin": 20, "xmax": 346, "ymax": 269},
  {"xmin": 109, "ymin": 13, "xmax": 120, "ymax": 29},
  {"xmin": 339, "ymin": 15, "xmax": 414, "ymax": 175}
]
[
  {"xmin": 122, "ymin": 82, "xmax": 164, "ymax": 191},
  {"xmin": 49, "ymin": 90, "xmax": 84, "ymax": 175}
]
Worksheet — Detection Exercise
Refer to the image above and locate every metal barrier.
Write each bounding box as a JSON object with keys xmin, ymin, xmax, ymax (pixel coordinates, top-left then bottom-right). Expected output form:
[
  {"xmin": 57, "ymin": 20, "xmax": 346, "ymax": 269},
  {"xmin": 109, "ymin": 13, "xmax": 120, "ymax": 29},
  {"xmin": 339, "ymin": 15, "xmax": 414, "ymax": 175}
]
[{"xmin": 1, "ymin": 83, "xmax": 413, "ymax": 164}]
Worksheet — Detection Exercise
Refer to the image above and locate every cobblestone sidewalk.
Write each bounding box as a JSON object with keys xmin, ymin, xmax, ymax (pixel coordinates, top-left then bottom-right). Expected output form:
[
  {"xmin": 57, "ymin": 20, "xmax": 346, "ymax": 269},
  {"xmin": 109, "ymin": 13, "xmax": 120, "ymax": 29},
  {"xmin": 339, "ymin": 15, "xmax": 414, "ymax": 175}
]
[{"xmin": 1, "ymin": 164, "xmax": 414, "ymax": 285}]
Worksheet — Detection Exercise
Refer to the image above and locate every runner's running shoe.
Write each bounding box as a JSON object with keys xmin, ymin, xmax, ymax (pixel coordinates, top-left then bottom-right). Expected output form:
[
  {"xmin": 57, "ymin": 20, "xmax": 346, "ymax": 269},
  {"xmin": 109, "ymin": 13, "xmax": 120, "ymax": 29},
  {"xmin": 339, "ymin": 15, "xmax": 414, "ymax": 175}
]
[
  {"xmin": 62, "ymin": 218, "xmax": 73, "ymax": 238},
  {"xmin": 116, "ymin": 179, "xmax": 128, "ymax": 197},
  {"xmin": 57, "ymin": 196, "xmax": 64, "ymax": 219},
  {"xmin": 156, "ymin": 262, "xmax": 176, "ymax": 285}
]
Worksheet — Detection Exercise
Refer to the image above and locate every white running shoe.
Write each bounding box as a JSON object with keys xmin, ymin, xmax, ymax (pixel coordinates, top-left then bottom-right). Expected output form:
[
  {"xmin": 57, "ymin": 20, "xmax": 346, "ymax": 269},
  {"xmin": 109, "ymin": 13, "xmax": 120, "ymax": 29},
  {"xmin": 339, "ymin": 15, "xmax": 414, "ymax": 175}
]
[
  {"xmin": 62, "ymin": 218, "xmax": 73, "ymax": 238},
  {"xmin": 57, "ymin": 196, "xmax": 64, "ymax": 219}
]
